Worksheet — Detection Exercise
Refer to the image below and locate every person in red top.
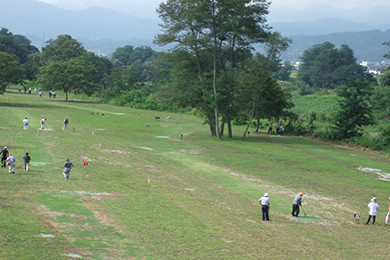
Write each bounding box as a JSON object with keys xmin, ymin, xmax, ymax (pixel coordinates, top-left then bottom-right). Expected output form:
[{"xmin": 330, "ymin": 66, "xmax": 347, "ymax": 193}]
[{"xmin": 386, "ymin": 197, "xmax": 390, "ymax": 225}]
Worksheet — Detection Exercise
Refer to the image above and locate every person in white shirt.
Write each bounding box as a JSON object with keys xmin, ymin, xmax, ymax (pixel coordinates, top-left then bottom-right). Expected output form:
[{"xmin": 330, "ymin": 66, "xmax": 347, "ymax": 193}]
[
  {"xmin": 23, "ymin": 117, "xmax": 29, "ymax": 130},
  {"xmin": 366, "ymin": 197, "xmax": 379, "ymax": 224},
  {"xmin": 40, "ymin": 118, "xmax": 46, "ymax": 129},
  {"xmin": 258, "ymin": 193, "xmax": 271, "ymax": 221},
  {"xmin": 7, "ymin": 154, "xmax": 16, "ymax": 174}
]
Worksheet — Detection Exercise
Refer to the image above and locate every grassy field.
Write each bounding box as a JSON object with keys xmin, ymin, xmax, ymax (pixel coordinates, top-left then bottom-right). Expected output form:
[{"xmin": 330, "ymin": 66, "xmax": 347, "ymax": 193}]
[{"xmin": 0, "ymin": 89, "xmax": 389, "ymax": 259}]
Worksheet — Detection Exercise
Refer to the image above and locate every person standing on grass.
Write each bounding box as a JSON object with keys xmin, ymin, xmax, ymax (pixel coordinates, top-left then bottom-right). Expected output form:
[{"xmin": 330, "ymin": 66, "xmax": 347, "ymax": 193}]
[
  {"xmin": 23, "ymin": 152, "xmax": 31, "ymax": 172},
  {"xmin": 40, "ymin": 118, "xmax": 46, "ymax": 129},
  {"xmin": 258, "ymin": 193, "xmax": 271, "ymax": 221},
  {"xmin": 267, "ymin": 122, "xmax": 273, "ymax": 134},
  {"xmin": 63, "ymin": 158, "xmax": 73, "ymax": 181},
  {"xmin": 63, "ymin": 117, "xmax": 69, "ymax": 130},
  {"xmin": 7, "ymin": 153, "xmax": 16, "ymax": 174},
  {"xmin": 366, "ymin": 197, "xmax": 379, "ymax": 225},
  {"xmin": 385, "ymin": 197, "xmax": 390, "ymax": 224},
  {"xmin": 292, "ymin": 192, "xmax": 304, "ymax": 217},
  {"xmin": 0, "ymin": 146, "xmax": 9, "ymax": 168},
  {"xmin": 23, "ymin": 117, "xmax": 29, "ymax": 130}
]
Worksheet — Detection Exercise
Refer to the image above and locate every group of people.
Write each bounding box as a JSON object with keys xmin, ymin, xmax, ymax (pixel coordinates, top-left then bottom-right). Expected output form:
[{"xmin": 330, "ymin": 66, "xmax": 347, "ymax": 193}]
[
  {"xmin": 48, "ymin": 90, "xmax": 57, "ymax": 98},
  {"xmin": 267, "ymin": 123, "xmax": 285, "ymax": 135},
  {"xmin": 22, "ymin": 117, "xmax": 69, "ymax": 130},
  {"xmin": 20, "ymin": 115, "xmax": 72, "ymax": 180},
  {"xmin": 1, "ymin": 145, "xmax": 73, "ymax": 181},
  {"xmin": 258, "ymin": 192, "xmax": 304, "ymax": 221},
  {"xmin": 258, "ymin": 192, "xmax": 390, "ymax": 225},
  {"xmin": 0, "ymin": 146, "xmax": 31, "ymax": 174}
]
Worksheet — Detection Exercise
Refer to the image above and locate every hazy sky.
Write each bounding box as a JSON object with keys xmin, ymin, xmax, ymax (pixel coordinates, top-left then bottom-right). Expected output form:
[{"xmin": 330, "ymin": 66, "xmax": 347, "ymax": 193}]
[{"xmin": 37, "ymin": 0, "xmax": 390, "ymax": 19}]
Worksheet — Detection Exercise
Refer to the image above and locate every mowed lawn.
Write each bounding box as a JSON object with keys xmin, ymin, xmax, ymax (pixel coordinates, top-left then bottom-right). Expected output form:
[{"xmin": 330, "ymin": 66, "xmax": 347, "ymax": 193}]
[{"xmin": 0, "ymin": 89, "xmax": 389, "ymax": 259}]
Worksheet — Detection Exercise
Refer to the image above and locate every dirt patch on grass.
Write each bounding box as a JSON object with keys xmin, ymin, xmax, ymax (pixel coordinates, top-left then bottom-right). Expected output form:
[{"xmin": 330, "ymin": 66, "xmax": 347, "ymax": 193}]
[
  {"xmin": 79, "ymin": 156, "xmax": 97, "ymax": 162},
  {"xmin": 181, "ymin": 131, "xmax": 192, "ymax": 136},
  {"xmin": 357, "ymin": 167, "xmax": 390, "ymax": 181},
  {"xmin": 37, "ymin": 205, "xmax": 87, "ymax": 220},
  {"xmin": 82, "ymin": 202, "xmax": 123, "ymax": 233},
  {"xmin": 133, "ymin": 146, "xmax": 154, "ymax": 151},
  {"xmin": 33, "ymin": 191, "xmax": 130, "ymax": 258},
  {"xmin": 98, "ymin": 148, "xmax": 132, "ymax": 155},
  {"xmin": 180, "ymin": 149, "xmax": 204, "ymax": 155}
]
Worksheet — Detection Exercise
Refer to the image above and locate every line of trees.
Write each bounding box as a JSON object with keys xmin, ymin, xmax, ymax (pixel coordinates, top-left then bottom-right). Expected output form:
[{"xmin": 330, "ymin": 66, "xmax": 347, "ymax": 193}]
[
  {"xmin": 1, "ymin": 3, "xmax": 389, "ymax": 149},
  {"xmin": 1, "ymin": 0, "xmax": 297, "ymax": 139}
]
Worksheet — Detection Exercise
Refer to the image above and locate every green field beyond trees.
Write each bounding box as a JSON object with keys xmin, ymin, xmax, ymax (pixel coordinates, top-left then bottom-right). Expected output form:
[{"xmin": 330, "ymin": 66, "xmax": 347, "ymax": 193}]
[{"xmin": 0, "ymin": 90, "xmax": 390, "ymax": 259}]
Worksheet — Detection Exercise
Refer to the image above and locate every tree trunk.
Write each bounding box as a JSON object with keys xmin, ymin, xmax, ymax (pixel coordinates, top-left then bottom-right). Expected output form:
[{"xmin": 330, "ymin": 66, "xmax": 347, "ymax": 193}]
[
  {"xmin": 213, "ymin": 41, "xmax": 220, "ymax": 139},
  {"xmin": 220, "ymin": 116, "xmax": 226, "ymax": 137},
  {"xmin": 65, "ymin": 91, "xmax": 68, "ymax": 102},
  {"xmin": 207, "ymin": 112, "xmax": 216, "ymax": 136},
  {"xmin": 255, "ymin": 118, "xmax": 260, "ymax": 132},
  {"xmin": 242, "ymin": 98, "xmax": 257, "ymax": 141},
  {"xmin": 242, "ymin": 112, "xmax": 255, "ymax": 141}
]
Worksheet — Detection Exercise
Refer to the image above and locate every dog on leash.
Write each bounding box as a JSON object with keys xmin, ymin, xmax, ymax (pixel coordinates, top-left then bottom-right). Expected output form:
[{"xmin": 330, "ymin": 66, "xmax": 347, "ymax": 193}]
[{"xmin": 354, "ymin": 213, "xmax": 360, "ymax": 224}]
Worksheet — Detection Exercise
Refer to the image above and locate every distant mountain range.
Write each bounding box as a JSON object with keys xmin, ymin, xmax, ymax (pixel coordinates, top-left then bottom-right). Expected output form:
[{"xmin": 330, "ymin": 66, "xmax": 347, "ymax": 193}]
[
  {"xmin": 1, "ymin": 0, "xmax": 389, "ymax": 61},
  {"xmin": 0, "ymin": 0, "xmax": 161, "ymax": 47}
]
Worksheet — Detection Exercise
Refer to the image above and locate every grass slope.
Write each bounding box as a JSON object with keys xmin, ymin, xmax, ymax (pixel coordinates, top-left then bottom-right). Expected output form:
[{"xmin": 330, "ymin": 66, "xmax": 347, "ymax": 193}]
[{"xmin": 0, "ymin": 89, "xmax": 389, "ymax": 259}]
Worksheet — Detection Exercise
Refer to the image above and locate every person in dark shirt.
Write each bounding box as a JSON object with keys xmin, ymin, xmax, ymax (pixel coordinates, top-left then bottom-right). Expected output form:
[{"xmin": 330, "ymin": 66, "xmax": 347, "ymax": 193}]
[
  {"xmin": 0, "ymin": 146, "xmax": 9, "ymax": 168},
  {"xmin": 292, "ymin": 192, "xmax": 304, "ymax": 217},
  {"xmin": 63, "ymin": 158, "xmax": 73, "ymax": 181},
  {"xmin": 23, "ymin": 152, "xmax": 31, "ymax": 172},
  {"xmin": 63, "ymin": 117, "xmax": 69, "ymax": 130}
]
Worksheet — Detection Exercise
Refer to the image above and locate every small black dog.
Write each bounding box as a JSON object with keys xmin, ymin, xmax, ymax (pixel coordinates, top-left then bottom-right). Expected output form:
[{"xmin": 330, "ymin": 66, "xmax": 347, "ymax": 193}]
[{"xmin": 354, "ymin": 213, "xmax": 360, "ymax": 224}]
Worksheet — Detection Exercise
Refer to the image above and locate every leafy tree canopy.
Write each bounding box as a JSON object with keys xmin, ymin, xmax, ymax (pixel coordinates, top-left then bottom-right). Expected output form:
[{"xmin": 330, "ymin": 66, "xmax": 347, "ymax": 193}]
[
  {"xmin": 0, "ymin": 51, "xmax": 25, "ymax": 93},
  {"xmin": 37, "ymin": 58, "xmax": 96, "ymax": 101},
  {"xmin": 298, "ymin": 42, "xmax": 374, "ymax": 90},
  {"xmin": 333, "ymin": 80, "xmax": 374, "ymax": 139},
  {"xmin": 0, "ymin": 28, "xmax": 39, "ymax": 64},
  {"xmin": 112, "ymin": 45, "xmax": 156, "ymax": 66},
  {"xmin": 40, "ymin": 34, "xmax": 86, "ymax": 64}
]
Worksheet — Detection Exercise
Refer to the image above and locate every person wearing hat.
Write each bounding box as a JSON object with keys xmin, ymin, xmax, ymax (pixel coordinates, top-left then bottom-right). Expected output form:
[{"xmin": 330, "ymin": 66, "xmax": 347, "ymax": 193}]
[
  {"xmin": 23, "ymin": 117, "xmax": 29, "ymax": 130},
  {"xmin": 7, "ymin": 153, "xmax": 16, "ymax": 174},
  {"xmin": 23, "ymin": 152, "xmax": 31, "ymax": 172},
  {"xmin": 63, "ymin": 158, "xmax": 73, "ymax": 181},
  {"xmin": 385, "ymin": 197, "xmax": 390, "ymax": 224},
  {"xmin": 40, "ymin": 118, "xmax": 46, "ymax": 129},
  {"xmin": 258, "ymin": 193, "xmax": 271, "ymax": 221},
  {"xmin": 292, "ymin": 192, "xmax": 304, "ymax": 217},
  {"xmin": 0, "ymin": 146, "xmax": 9, "ymax": 168},
  {"xmin": 366, "ymin": 197, "xmax": 379, "ymax": 225}
]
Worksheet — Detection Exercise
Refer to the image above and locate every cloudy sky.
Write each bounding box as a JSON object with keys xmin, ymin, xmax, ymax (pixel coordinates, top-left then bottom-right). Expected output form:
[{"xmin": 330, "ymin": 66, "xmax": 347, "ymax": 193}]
[{"xmin": 36, "ymin": 0, "xmax": 390, "ymax": 19}]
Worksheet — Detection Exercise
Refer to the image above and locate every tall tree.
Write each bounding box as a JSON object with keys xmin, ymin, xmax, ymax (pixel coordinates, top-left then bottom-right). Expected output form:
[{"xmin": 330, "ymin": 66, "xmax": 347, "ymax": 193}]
[
  {"xmin": 156, "ymin": 0, "xmax": 270, "ymax": 138},
  {"xmin": 298, "ymin": 42, "xmax": 372, "ymax": 90},
  {"xmin": 0, "ymin": 52, "xmax": 25, "ymax": 93},
  {"xmin": 237, "ymin": 59, "xmax": 293, "ymax": 140},
  {"xmin": 37, "ymin": 58, "xmax": 96, "ymax": 101},
  {"xmin": 333, "ymin": 80, "xmax": 374, "ymax": 139}
]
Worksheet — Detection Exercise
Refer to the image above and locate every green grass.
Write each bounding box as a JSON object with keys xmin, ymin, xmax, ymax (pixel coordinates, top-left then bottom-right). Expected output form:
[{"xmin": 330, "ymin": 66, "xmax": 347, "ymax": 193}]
[{"xmin": 0, "ymin": 88, "xmax": 390, "ymax": 259}]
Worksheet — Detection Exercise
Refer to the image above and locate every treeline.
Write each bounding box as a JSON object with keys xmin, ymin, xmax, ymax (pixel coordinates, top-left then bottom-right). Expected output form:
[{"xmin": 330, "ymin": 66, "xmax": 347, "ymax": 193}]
[
  {"xmin": 1, "ymin": 9, "xmax": 390, "ymax": 151},
  {"xmin": 0, "ymin": 0, "xmax": 297, "ymax": 140}
]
